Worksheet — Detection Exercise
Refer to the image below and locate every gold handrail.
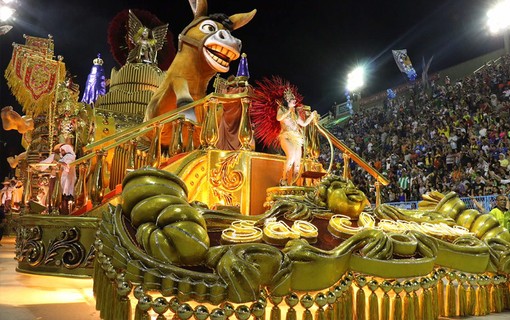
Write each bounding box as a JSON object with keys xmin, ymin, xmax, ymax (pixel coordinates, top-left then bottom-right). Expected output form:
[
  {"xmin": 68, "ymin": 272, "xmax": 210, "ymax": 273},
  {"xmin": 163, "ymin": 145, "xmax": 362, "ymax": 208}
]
[
  {"xmin": 315, "ymin": 123, "xmax": 390, "ymax": 186},
  {"xmin": 83, "ymin": 92, "xmax": 252, "ymax": 152}
]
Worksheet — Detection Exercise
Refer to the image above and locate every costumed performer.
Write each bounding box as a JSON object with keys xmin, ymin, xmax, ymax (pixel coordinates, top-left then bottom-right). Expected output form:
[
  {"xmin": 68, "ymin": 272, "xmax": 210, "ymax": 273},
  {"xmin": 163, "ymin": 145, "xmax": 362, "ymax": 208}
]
[
  {"xmin": 250, "ymin": 77, "xmax": 317, "ymax": 186},
  {"xmin": 58, "ymin": 144, "xmax": 77, "ymax": 201},
  {"xmin": 277, "ymin": 88, "xmax": 317, "ymax": 185}
]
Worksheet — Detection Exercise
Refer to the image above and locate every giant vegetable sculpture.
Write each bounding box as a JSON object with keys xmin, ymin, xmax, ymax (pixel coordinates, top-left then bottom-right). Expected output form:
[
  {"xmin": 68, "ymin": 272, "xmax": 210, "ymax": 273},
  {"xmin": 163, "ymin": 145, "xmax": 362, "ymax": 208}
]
[{"xmin": 95, "ymin": 167, "xmax": 510, "ymax": 316}]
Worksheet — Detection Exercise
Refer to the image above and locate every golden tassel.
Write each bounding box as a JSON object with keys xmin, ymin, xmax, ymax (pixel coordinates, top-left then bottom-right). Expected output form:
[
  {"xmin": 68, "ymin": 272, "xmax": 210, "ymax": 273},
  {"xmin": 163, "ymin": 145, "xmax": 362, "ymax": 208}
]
[
  {"xmin": 336, "ymin": 295, "xmax": 345, "ymax": 320},
  {"xmin": 326, "ymin": 304, "xmax": 334, "ymax": 320},
  {"xmin": 393, "ymin": 294, "xmax": 403, "ymax": 320},
  {"xmin": 483, "ymin": 282, "xmax": 489, "ymax": 315},
  {"xmin": 404, "ymin": 293, "xmax": 415, "ymax": 320},
  {"xmin": 106, "ymin": 281, "xmax": 115, "ymax": 320},
  {"xmin": 502, "ymin": 282, "xmax": 507, "ymax": 310},
  {"xmin": 422, "ymin": 288, "xmax": 433, "ymax": 320},
  {"xmin": 303, "ymin": 309, "xmax": 313, "ymax": 320},
  {"xmin": 476, "ymin": 282, "xmax": 486, "ymax": 316},
  {"xmin": 114, "ymin": 297, "xmax": 131, "ymax": 320},
  {"xmin": 503, "ymin": 279, "xmax": 510, "ymax": 309},
  {"xmin": 270, "ymin": 306, "xmax": 281, "ymax": 320},
  {"xmin": 356, "ymin": 287, "xmax": 366, "ymax": 320},
  {"xmin": 437, "ymin": 276, "xmax": 444, "ymax": 317},
  {"xmin": 458, "ymin": 281, "xmax": 467, "ymax": 317},
  {"xmin": 497, "ymin": 282, "xmax": 503, "ymax": 313},
  {"xmin": 490, "ymin": 283, "xmax": 498, "ymax": 313},
  {"xmin": 475, "ymin": 282, "xmax": 482, "ymax": 316},
  {"xmin": 134, "ymin": 305, "xmax": 142, "ymax": 320},
  {"xmin": 368, "ymin": 291, "xmax": 378, "ymax": 320},
  {"xmin": 381, "ymin": 293, "xmax": 390, "ymax": 320},
  {"xmin": 98, "ymin": 274, "xmax": 108, "ymax": 318},
  {"xmin": 93, "ymin": 260, "xmax": 104, "ymax": 306},
  {"xmin": 345, "ymin": 287, "xmax": 353, "ymax": 320},
  {"xmin": 467, "ymin": 283, "xmax": 476, "ymax": 316},
  {"xmin": 432, "ymin": 280, "xmax": 439, "ymax": 319},
  {"xmin": 413, "ymin": 291, "xmax": 419, "ymax": 320},
  {"xmin": 92, "ymin": 258, "xmax": 100, "ymax": 297},
  {"xmin": 286, "ymin": 308, "xmax": 297, "ymax": 320},
  {"xmin": 446, "ymin": 279, "xmax": 456, "ymax": 317},
  {"xmin": 315, "ymin": 307, "xmax": 326, "ymax": 320}
]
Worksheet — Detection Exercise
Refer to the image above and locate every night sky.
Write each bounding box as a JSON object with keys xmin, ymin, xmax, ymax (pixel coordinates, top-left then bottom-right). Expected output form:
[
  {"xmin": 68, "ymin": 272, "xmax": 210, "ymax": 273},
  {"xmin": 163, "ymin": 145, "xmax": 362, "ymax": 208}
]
[{"xmin": 0, "ymin": 0, "xmax": 506, "ymax": 178}]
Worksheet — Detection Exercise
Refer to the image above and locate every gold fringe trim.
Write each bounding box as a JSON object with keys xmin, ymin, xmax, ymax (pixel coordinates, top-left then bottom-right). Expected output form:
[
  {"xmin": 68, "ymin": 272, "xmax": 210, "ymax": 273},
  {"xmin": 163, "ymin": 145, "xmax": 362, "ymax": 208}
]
[
  {"xmin": 381, "ymin": 293, "xmax": 390, "ymax": 320},
  {"xmin": 356, "ymin": 288, "xmax": 366, "ymax": 320},
  {"xmin": 404, "ymin": 293, "xmax": 415, "ymax": 320},
  {"xmin": 285, "ymin": 308, "xmax": 296, "ymax": 320},
  {"xmin": 303, "ymin": 309, "xmax": 313, "ymax": 320},
  {"xmin": 446, "ymin": 280, "xmax": 456, "ymax": 316},
  {"xmin": 270, "ymin": 306, "xmax": 281, "ymax": 320},
  {"xmin": 422, "ymin": 289, "xmax": 433, "ymax": 320},
  {"xmin": 459, "ymin": 281, "xmax": 467, "ymax": 316},
  {"xmin": 393, "ymin": 294, "xmax": 402, "ymax": 320},
  {"xmin": 437, "ymin": 277, "xmax": 444, "ymax": 317},
  {"xmin": 368, "ymin": 292, "xmax": 378, "ymax": 320}
]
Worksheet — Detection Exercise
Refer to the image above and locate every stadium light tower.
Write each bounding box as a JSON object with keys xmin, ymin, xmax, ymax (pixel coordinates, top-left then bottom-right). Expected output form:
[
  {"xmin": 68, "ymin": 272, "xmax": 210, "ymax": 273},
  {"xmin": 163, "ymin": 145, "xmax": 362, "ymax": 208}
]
[
  {"xmin": 0, "ymin": 0, "xmax": 15, "ymax": 35},
  {"xmin": 345, "ymin": 65, "xmax": 365, "ymax": 114},
  {"xmin": 0, "ymin": 0, "xmax": 15, "ymax": 22},
  {"xmin": 487, "ymin": 0, "xmax": 510, "ymax": 54},
  {"xmin": 346, "ymin": 66, "xmax": 365, "ymax": 93}
]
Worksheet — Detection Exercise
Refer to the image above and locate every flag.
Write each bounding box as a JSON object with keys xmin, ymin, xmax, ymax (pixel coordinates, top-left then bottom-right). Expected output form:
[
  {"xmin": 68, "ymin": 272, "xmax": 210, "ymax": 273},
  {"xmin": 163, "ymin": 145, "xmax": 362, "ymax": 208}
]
[
  {"xmin": 4, "ymin": 36, "xmax": 65, "ymax": 117},
  {"xmin": 23, "ymin": 35, "xmax": 54, "ymax": 58},
  {"xmin": 392, "ymin": 49, "xmax": 417, "ymax": 81}
]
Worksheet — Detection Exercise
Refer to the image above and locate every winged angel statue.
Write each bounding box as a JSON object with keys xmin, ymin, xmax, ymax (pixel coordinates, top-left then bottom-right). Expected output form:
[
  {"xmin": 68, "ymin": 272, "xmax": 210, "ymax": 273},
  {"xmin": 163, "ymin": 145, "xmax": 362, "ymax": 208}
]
[{"xmin": 126, "ymin": 10, "xmax": 169, "ymax": 64}]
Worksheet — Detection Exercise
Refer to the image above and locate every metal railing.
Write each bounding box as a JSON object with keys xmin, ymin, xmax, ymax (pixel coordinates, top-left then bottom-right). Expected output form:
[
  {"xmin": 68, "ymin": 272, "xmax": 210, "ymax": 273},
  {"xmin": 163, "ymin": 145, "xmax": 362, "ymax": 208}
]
[
  {"xmin": 57, "ymin": 91, "xmax": 392, "ymax": 215},
  {"xmin": 385, "ymin": 194, "xmax": 498, "ymax": 213}
]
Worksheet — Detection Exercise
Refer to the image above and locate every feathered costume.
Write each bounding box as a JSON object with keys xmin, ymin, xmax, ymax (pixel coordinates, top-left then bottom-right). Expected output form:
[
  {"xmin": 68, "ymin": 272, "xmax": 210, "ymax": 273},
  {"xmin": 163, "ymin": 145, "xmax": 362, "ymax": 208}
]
[{"xmin": 250, "ymin": 76, "xmax": 304, "ymax": 149}]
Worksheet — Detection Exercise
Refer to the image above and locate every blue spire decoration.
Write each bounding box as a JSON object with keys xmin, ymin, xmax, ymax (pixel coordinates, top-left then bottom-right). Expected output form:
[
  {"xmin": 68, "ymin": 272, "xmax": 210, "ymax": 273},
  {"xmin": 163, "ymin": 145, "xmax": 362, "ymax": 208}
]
[
  {"xmin": 236, "ymin": 53, "xmax": 249, "ymax": 80},
  {"xmin": 81, "ymin": 53, "xmax": 106, "ymax": 104}
]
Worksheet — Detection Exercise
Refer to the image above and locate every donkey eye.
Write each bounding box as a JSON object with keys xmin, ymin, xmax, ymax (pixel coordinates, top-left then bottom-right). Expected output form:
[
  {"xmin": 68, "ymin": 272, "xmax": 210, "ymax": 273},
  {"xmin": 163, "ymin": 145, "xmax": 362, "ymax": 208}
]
[{"xmin": 199, "ymin": 20, "xmax": 218, "ymax": 34}]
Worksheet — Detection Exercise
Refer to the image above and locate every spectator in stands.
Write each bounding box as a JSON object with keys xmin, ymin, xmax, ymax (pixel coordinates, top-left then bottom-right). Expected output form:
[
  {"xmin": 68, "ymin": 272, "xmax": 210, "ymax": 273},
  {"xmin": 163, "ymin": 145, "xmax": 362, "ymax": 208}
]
[
  {"xmin": 319, "ymin": 55, "xmax": 510, "ymax": 203},
  {"xmin": 489, "ymin": 194, "xmax": 510, "ymax": 230}
]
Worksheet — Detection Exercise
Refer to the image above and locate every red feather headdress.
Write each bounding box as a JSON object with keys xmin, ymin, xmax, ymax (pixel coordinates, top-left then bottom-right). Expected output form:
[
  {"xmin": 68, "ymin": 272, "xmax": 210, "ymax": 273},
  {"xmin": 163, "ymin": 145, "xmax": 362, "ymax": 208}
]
[{"xmin": 250, "ymin": 76, "xmax": 303, "ymax": 149}]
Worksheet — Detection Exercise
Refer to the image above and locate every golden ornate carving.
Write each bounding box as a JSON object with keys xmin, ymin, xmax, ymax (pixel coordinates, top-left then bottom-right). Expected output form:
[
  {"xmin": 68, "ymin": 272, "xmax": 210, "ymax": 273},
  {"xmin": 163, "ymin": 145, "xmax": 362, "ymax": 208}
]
[
  {"xmin": 16, "ymin": 225, "xmax": 88, "ymax": 269},
  {"xmin": 210, "ymin": 153, "xmax": 244, "ymax": 191},
  {"xmin": 210, "ymin": 153, "xmax": 244, "ymax": 206},
  {"xmin": 16, "ymin": 226, "xmax": 44, "ymax": 267},
  {"xmin": 43, "ymin": 227, "xmax": 86, "ymax": 269}
]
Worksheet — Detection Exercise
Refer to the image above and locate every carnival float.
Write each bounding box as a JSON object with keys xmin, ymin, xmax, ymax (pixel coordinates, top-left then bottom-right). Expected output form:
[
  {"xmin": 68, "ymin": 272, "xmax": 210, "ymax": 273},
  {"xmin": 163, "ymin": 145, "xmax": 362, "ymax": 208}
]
[{"xmin": 3, "ymin": 0, "xmax": 510, "ymax": 319}]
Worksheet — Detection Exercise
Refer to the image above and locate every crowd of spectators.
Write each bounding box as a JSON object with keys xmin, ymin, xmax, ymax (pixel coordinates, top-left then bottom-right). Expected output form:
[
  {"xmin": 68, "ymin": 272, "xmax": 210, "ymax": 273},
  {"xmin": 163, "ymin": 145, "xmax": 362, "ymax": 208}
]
[{"xmin": 320, "ymin": 55, "xmax": 510, "ymax": 204}]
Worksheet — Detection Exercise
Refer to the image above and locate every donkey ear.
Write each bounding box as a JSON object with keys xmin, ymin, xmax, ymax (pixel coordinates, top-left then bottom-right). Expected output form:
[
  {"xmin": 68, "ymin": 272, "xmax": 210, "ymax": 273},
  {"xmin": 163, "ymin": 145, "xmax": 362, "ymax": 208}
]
[
  {"xmin": 229, "ymin": 9, "xmax": 257, "ymax": 30},
  {"xmin": 188, "ymin": 0, "xmax": 208, "ymax": 18}
]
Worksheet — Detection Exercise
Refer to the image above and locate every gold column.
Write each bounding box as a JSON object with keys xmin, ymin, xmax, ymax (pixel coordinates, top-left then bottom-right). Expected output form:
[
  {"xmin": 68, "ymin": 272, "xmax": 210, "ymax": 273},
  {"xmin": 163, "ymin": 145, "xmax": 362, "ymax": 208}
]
[
  {"xmin": 23, "ymin": 167, "xmax": 32, "ymax": 209},
  {"xmin": 50, "ymin": 170, "xmax": 62, "ymax": 215},
  {"xmin": 127, "ymin": 140, "xmax": 137, "ymax": 172},
  {"xmin": 343, "ymin": 153, "xmax": 351, "ymax": 180},
  {"xmin": 185, "ymin": 121, "xmax": 195, "ymax": 152},
  {"xmin": 74, "ymin": 163, "xmax": 89, "ymax": 209},
  {"xmin": 203, "ymin": 98, "xmax": 219, "ymax": 149},
  {"xmin": 375, "ymin": 181, "xmax": 381, "ymax": 207},
  {"xmin": 308, "ymin": 119, "xmax": 320, "ymax": 161},
  {"xmin": 238, "ymin": 97, "xmax": 254, "ymax": 150},
  {"xmin": 147, "ymin": 124, "xmax": 162, "ymax": 167},
  {"xmin": 90, "ymin": 150, "xmax": 106, "ymax": 205},
  {"xmin": 170, "ymin": 120, "xmax": 184, "ymax": 156}
]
